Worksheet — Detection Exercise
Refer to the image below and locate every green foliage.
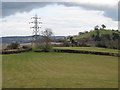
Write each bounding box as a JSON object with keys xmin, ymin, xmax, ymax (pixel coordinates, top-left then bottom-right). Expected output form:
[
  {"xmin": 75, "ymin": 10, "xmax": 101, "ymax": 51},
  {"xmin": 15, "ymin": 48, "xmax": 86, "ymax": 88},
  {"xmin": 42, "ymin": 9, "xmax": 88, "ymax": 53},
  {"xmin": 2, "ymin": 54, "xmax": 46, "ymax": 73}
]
[
  {"xmin": 68, "ymin": 36, "xmax": 79, "ymax": 47},
  {"xmin": 112, "ymin": 33, "xmax": 120, "ymax": 40},
  {"xmin": 101, "ymin": 34, "xmax": 111, "ymax": 40},
  {"xmin": 96, "ymin": 42, "xmax": 107, "ymax": 48},
  {"xmin": 69, "ymin": 36, "xmax": 73, "ymax": 41},
  {"xmin": 63, "ymin": 41, "xmax": 71, "ymax": 47},
  {"xmin": 94, "ymin": 35, "xmax": 101, "ymax": 41}
]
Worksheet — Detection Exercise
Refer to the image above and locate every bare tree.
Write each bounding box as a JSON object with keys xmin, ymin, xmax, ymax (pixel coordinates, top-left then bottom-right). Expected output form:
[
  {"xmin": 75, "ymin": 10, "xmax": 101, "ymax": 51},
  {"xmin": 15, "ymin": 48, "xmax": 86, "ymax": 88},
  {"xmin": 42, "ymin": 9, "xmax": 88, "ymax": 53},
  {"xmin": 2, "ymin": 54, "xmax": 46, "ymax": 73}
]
[{"xmin": 36, "ymin": 28, "xmax": 53, "ymax": 52}]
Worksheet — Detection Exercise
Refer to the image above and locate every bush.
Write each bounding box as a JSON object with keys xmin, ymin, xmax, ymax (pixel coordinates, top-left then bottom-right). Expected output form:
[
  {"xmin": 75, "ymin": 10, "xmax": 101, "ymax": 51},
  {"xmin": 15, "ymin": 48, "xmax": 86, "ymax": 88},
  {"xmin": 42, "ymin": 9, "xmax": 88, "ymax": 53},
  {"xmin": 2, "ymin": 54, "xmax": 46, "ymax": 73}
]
[
  {"xmin": 96, "ymin": 42, "xmax": 107, "ymax": 48},
  {"xmin": 35, "ymin": 40, "xmax": 52, "ymax": 52},
  {"xmin": 6, "ymin": 42, "xmax": 20, "ymax": 49},
  {"xmin": 112, "ymin": 33, "xmax": 119, "ymax": 40},
  {"xmin": 62, "ymin": 41, "xmax": 71, "ymax": 47},
  {"xmin": 22, "ymin": 45, "xmax": 30, "ymax": 49}
]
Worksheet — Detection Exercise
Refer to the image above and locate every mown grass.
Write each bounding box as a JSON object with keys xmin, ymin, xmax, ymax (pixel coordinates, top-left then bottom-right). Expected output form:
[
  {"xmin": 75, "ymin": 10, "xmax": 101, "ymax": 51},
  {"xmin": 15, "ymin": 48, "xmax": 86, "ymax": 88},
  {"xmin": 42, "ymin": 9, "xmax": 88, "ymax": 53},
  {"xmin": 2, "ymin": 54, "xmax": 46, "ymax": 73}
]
[
  {"xmin": 53, "ymin": 47, "xmax": 119, "ymax": 54},
  {"xmin": 2, "ymin": 52, "xmax": 118, "ymax": 88}
]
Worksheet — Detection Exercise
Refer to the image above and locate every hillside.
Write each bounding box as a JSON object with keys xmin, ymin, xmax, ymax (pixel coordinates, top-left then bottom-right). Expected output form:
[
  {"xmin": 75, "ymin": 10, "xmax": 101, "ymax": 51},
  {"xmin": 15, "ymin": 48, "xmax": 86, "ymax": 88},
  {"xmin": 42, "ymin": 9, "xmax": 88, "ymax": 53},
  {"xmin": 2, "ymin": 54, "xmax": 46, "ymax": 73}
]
[
  {"xmin": 1, "ymin": 35, "xmax": 65, "ymax": 44},
  {"xmin": 73, "ymin": 29, "xmax": 120, "ymax": 39}
]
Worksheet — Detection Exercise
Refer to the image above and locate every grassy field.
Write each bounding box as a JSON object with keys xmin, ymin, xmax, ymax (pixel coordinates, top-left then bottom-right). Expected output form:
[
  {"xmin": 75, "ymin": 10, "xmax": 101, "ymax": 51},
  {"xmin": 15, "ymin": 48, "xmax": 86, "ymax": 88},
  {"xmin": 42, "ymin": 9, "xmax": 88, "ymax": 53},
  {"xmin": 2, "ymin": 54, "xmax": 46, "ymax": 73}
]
[
  {"xmin": 53, "ymin": 47, "xmax": 119, "ymax": 54},
  {"xmin": 73, "ymin": 29, "xmax": 120, "ymax": 39},
  {"xmin": 2, "ymin": 51, "xmax": 118, "ymax": 88}
]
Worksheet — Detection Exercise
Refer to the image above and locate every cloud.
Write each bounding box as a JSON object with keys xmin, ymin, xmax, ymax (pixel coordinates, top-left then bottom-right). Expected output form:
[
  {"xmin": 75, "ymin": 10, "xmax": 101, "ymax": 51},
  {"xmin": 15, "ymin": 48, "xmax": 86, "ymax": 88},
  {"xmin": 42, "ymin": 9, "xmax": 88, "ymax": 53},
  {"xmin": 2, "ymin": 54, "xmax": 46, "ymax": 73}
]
[
  {"xmin": 2, "ymin": 0, "xmax": 118, "ymax": 21},
  {"xmin": 2, "ymin": 2, "xmax": 55, "ymax": 17},
  {"xmin": 59, "ymin": 1, "xmax": 118, "ymax": 21},
  {"xmin": 2, "ymin": 5, "xmax": 117, "ymax": 36}
]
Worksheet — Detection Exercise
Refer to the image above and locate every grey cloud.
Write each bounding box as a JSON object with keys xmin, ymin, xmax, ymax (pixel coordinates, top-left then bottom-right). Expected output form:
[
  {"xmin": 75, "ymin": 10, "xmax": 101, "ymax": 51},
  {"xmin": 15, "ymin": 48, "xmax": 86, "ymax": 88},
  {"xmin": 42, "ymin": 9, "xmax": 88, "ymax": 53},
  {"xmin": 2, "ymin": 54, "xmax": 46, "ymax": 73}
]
[
  {"xmin": 2, "ymin": 2, "xmax": 118, "ymax": 21},
  {"xmin": 2, "ymin": 2, "xmax": 56, "ymax": 17},
  {"xmin": 118, "ymin": 1, "xmax": 120, "ymax": 21},
  {"xmin": 104, "ymin": 10, "xmax": 118, "ymax": 21},
  {"xmin": 59, "ymin": 2, "xmax": 118, "ymax": 21}
]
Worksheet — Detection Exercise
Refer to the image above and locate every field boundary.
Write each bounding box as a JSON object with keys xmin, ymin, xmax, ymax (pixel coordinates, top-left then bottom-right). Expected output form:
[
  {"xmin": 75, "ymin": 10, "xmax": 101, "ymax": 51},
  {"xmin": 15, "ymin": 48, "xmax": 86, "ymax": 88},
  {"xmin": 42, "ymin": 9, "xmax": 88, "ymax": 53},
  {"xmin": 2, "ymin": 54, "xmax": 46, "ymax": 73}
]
[
  {"xmin": 53, "ymin": 49, "xmax": 119, "ymax": 57},
  {"xmin": 1, "ymin": 48, "xmax": 32, "ymax": 54},
  {"xmin": 1, "ymin": 48, "xmax": 119, "ymax": 57}
]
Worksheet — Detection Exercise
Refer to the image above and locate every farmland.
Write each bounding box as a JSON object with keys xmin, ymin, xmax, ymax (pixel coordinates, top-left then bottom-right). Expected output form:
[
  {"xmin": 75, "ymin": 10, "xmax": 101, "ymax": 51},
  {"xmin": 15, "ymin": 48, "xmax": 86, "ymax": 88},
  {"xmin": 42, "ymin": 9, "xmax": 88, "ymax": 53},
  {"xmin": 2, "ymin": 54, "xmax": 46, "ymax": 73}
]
[
  {"xmin": 2, "ymin": 1, "xmax": 119, "ymax": 89},
  {"xmin": 2, "ymin": 51, "xmax": 118, "ymax": 88},
  {"xmin": 53, "ymin": 47, "xmax": 119, "ymax": 54}
]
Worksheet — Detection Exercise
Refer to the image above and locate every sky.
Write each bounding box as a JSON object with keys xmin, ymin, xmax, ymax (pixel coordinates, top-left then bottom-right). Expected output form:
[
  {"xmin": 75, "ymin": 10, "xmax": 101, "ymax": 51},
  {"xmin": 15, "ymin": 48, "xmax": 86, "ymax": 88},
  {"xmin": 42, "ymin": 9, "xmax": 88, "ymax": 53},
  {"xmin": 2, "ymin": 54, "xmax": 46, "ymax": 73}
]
[{"xmin": 1, "ymin": 0, "xmax": 119, "ymax": 37}]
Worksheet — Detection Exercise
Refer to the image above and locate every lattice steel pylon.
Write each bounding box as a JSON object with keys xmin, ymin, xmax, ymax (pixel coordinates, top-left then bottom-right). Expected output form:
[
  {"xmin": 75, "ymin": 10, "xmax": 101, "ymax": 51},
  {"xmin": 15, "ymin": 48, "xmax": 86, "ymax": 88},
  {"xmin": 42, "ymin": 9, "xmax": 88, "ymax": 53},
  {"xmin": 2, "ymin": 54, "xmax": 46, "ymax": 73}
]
[{"xmin": 29, "ymin": 14, "xmax": 42, "ymax": 45}]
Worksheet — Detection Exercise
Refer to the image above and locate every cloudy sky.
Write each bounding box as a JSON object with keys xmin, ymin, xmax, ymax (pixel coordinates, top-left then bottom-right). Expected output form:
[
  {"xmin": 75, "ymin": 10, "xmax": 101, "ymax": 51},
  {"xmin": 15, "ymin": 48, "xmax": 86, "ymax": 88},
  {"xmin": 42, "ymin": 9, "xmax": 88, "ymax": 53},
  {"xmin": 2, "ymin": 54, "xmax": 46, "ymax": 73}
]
[{"xmin": 1, "ymin": 0, "xmax": 119, "ymax": 37}]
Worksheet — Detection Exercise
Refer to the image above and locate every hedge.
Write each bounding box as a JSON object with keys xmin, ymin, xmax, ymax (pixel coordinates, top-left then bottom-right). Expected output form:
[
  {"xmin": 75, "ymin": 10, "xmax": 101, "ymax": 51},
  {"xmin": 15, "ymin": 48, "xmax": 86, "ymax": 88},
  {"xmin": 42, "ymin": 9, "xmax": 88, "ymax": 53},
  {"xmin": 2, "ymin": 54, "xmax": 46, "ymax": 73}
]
[
  {"xmin": 1, "ymin": 48, "xmax": 32, "ymax": 54},
  {"xmin": 53, "ymin": 49, "xmax": 119, "ymax": 57}
]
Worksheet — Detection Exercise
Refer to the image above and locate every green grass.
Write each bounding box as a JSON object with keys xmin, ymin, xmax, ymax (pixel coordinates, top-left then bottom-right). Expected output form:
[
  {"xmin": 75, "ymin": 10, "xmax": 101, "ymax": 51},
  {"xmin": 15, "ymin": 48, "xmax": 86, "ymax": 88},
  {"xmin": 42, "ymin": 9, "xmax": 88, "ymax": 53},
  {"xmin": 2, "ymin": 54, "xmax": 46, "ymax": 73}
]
[
  {"xmin": 32, "ymin": 47, "xmax": 42, "ymax": 51},
  {"xmin": 74, "ymin": 29, "xmax": 120, "ymax": 39},
  {"xmin": 2, "ymin": 52, "xmax": 118, "ymax": 88},
  {"xmin": 53, "ymin": 47, "xmax": 119, "ymax": 54},
  {"xmin": 74, "ymin": 30, "xmax": 96, "ymax": 39}
]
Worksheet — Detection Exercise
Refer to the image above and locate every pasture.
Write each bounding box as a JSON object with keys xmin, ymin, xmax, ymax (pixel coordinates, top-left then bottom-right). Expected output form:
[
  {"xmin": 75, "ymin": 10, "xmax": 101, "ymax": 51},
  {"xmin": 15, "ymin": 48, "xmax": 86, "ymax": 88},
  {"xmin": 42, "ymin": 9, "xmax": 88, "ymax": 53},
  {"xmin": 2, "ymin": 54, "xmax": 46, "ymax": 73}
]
[
  {"xmin": 53, "ymin": 47, "xmax": 119, "ymax": 54},
  {"xmin": 73, "ymin": 29, "xmax": 120, "ymax": 39},
  {"xmin": 2, "ymin": 51, "xmax": 118, "ymax": 88}
]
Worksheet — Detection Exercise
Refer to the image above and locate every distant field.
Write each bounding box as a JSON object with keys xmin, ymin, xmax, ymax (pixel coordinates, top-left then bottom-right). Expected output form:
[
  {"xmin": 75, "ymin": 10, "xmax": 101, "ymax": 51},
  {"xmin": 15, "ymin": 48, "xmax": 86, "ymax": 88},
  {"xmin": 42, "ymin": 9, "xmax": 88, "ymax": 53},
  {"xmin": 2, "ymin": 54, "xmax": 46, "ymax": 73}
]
[
  {"xmin": 2, "ymin": 52, "xmax": 118, "ymax": 88},
  {"xmin": 73, "ymin": 29, "xmax": 120, "ymax": 39},
  {"xmin": 53, "ymin": 47, "xmax": 119, "ymax": 54}
]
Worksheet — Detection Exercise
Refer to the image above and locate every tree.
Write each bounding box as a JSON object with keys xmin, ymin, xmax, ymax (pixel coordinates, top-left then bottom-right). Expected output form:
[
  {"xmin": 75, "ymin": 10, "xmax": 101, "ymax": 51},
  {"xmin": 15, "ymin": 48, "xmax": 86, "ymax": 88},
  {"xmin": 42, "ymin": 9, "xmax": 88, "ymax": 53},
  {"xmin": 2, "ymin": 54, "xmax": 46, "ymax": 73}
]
[
  {"xmin": 85, "ymin": 31, "xmax": 88, "ymax": 33},
  {"xmin": 101, "ymin": 34, "xmax": 111, "ymax": 40},
  {"xmin": 78, "ymin": 32, "xmax": 84, "ymax": 35},
  {"xmin": 95, "ymin": 35, "xmax": 101, "ymax": 41},
  {"xmin": 94, "ymin": 25, "xmax": 100, "ymax": 41},
  {"xmin": 69, "ymin": 36, "xmax": 73, "ymax": 41},
  {"xmin": 112, "ymin": 33, "xmax": 119, "ymax": 40},
  {"xmin": 94, "ymin": 25, "xmax": 99, "ymax": 30},
  {"xmin": 101, "ymin": 24, "xmax": 106, "ymax": 29},
  {"xmin": 91, "ymin": 34, "xmax": 95, "ymax": 39},
  {"xmin": 36, "ymin": 28, "xmax": 53, "ymax": 52}
]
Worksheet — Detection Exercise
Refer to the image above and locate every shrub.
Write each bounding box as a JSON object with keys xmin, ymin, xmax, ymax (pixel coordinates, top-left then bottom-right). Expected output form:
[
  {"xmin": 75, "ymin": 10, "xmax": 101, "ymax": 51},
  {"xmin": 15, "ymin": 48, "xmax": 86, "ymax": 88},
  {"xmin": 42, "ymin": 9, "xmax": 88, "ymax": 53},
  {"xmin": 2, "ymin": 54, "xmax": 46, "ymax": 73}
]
[
  {"xmin": 96, "ymin": 42, "xmax": 107, "ymax": 48},
  {"xmin": 63, "ymin": 41, "xmax": 71, "ymax": 47},
  {"xmin": 22, "ymin": 45, "xmax": 30, "ymax": 49},
  {"xmin": 6, "ymin": 42, "xmax": 20, "ymax": 49}
]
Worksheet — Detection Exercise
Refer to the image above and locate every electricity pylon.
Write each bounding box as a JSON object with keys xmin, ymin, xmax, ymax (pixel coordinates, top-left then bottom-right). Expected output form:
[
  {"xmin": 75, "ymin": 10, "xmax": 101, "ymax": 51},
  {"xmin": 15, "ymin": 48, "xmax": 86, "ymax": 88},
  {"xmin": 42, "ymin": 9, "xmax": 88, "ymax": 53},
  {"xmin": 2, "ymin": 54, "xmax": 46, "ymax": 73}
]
[
  {"xmin": 29, "ymin": 14, "xmax": 42, "ymax": 40},
  {"xmin": 29, "ymin": 14, "xmax": 42, "ymax": 45}
]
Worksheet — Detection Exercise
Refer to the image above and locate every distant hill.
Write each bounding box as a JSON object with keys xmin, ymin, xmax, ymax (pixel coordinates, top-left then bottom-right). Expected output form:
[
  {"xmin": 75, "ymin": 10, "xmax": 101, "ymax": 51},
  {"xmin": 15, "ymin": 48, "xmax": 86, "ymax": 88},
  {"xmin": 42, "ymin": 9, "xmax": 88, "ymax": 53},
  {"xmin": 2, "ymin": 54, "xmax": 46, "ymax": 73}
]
[
  {"xmin": 1, "ymin": 35, "xmax": 65, "ymax": 44},
  {"xmin": 73, "ymin": 29, "xmax": 120, "ymax": 39}
]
